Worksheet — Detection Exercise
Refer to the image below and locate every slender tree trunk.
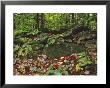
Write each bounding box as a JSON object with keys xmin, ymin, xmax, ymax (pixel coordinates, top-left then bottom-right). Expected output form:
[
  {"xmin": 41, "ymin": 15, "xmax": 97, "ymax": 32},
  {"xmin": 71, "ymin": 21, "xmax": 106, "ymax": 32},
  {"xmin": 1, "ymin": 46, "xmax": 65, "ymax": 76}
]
[
  {"xmin": 35, "ymin": 13, "xmax": 39, "ymax": 29},
  {"xmin": 72, "ymin": 13, "xmax": 75, "ymax": 25},
  {"xmin": 40, "ymin": 13, "xmax": 44, "ymax": 29}
]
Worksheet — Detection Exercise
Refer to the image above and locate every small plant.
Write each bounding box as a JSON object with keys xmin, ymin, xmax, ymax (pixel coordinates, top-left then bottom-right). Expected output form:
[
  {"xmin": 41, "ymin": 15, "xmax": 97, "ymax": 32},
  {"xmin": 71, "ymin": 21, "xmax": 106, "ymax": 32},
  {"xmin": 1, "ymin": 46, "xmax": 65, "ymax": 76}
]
[
  {"xmin": 14, "ymin": 44, "xmax": 33, "ymax": 59},
  {"xmin": 46, "ymin": 64, "xmax": 68, "ymax": 75},
  {"xmin": 75, "ymin": 52, "xmax": 93, "ymax": 72}
]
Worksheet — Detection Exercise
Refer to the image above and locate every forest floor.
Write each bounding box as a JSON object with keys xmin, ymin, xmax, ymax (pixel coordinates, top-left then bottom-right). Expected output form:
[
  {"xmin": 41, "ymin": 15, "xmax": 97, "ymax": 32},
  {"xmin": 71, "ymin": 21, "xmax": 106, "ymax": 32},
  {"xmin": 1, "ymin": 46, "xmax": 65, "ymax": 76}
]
[{"xmin": 13, "ymin": 49, "xmax": 97, "ymax": 75}]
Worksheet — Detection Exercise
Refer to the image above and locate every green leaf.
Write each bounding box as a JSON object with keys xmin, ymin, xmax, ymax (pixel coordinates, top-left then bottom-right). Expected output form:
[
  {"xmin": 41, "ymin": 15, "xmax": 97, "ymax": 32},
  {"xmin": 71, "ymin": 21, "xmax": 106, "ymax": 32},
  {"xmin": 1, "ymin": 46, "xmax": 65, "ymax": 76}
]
[
  {"xmin": 54, "ymin": 71, "xmax": 62, "ymax": 75},
  {"xmin": 76, "ymin": 64, "xmax": 81, "ymax": 72}
]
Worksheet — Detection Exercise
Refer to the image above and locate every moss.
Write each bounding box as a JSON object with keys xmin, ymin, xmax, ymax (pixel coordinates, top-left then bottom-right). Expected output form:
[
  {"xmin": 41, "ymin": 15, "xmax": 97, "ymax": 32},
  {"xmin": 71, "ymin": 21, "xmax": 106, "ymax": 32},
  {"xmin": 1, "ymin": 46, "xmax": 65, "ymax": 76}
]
[{"xmin": 43, "ymin": 43, "xmax": 85, "ymax": 59}]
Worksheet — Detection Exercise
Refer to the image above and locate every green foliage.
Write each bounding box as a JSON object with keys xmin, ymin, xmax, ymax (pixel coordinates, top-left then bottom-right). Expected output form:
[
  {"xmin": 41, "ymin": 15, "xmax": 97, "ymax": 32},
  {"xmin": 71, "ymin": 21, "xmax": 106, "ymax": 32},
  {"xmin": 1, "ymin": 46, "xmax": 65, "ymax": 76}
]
[
  {"xmin": 14, "ymin": 13, "xmax": 97, "ymax": 59},
  {"xmin": 14, "ymin": 13, "xmax": 37, "ymax": 36},
  {"xmin": 75, "ymin": 52, "xmax": 93, "ymax": 72},
  {"xmin": 44, "ymin": 13, "xmax": 69, "ymax": 30},
  {"xmin": 77, "ymin": 52, "xmax": 93, "ymax": 66},
  {"xmin": 13, "ymin": 13, "xmax": 97, "ymax": 76},
  {"xmin": 43, "ymin": 43, "xmax": 85, "ymax": 59},
  {"xmin": 75, "ymin": 64, "xmax": 81, "ymax": 72},
  {"xmin": 14, "ymin": 44, "xmax": 32, "ymax": 59},
  {"xmin": 46, "ymin": 64, "xmax": 68, "ymax": 75}
]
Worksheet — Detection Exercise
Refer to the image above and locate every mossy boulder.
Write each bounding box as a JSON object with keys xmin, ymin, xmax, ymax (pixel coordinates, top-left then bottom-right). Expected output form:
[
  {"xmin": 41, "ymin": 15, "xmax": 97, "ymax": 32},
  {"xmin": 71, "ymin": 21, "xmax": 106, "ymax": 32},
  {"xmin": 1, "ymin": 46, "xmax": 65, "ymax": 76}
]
[{"xmin": 43, "ymin": 43, "xmax": 85, "ymax": 59}]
